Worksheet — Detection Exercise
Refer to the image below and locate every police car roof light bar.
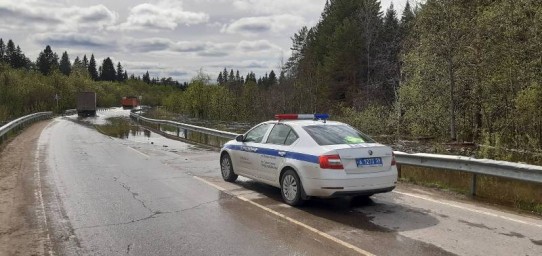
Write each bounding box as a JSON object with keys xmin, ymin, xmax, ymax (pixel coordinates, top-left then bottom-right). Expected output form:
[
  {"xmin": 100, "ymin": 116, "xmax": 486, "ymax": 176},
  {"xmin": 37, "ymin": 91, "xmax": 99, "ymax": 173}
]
[{"xmin": 275, "ymin": 114, "xmax": 330, "ymax": 120}]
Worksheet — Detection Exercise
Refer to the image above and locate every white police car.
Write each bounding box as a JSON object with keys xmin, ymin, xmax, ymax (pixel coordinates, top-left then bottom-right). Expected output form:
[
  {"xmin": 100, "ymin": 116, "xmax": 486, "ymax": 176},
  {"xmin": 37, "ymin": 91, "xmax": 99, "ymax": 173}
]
[{"xmin": 220, "ymin": 114, "xmax": 397, "ymax": 206}]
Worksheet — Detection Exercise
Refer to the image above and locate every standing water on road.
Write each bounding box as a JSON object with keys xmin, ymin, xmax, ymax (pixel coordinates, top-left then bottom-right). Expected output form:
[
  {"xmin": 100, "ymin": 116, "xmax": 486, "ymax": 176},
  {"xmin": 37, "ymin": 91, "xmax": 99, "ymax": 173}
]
[{"xmin": 65, "ymin": 107, "xmax": 213, "ymax": 152}]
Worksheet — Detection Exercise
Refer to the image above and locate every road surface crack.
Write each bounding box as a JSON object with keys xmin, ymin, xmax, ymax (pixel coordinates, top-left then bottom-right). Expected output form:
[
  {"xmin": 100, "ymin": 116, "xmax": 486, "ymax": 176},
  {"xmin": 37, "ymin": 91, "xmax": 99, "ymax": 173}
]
[
  {"xmin": 126, "ymin": 243, "xmax": 133, "ymax": 255},
  {"xmin": 113, "ymin": 176, "xmax": 154, "ymax": 214},
  {"xmin": 73, "ymin": 197, "xmax": 231, "ymax": 231}
]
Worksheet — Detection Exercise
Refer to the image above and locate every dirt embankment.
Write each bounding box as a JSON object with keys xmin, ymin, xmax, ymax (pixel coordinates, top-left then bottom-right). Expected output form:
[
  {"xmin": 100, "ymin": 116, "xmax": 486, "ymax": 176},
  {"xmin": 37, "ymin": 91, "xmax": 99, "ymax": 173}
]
[{"xmin": 0, "ymin": 121, "xmax": 50, "ymax": 256}]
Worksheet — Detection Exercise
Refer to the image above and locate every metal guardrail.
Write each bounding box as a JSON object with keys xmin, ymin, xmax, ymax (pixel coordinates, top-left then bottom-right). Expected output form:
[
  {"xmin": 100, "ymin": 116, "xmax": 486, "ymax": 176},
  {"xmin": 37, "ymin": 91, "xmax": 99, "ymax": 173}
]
[
  {"xmin": 0, "ymin": 112, "xmax": 53, "ymax": 142},
  {"xmin": 130, "ymin": 112, "xmax": 542, "ymax": 195},
  {"xmin": 130, "ymin": 112, "xmax": 238, "ymax": 140},
  {"xmin": 394, "ymin": 152, "xmax": 542, "ymax": 195}
]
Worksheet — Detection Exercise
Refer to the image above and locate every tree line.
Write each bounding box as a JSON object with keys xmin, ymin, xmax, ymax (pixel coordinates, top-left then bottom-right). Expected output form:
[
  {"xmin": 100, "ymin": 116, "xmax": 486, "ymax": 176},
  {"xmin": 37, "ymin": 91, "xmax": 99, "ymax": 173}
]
[
  {"xmin": 0, "ymin": 39, "xmax": 183, "ymax": 122},
  {"xmin": 0, "ymin": 38, "xmax": 185, "ymax": 87}
]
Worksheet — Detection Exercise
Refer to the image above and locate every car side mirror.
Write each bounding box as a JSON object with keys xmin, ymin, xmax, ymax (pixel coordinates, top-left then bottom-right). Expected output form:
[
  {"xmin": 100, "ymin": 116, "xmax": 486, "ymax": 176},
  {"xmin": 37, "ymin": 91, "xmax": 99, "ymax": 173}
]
[{"xmin": 235, "ymin": 134, "xmax": 244, "ymax": 142}]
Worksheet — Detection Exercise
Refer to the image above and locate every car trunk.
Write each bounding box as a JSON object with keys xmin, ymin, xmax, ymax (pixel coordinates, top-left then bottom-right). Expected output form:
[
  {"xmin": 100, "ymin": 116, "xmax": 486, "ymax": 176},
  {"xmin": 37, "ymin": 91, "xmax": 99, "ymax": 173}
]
[{"xmin": 324, "ymin": 144, "xmax": 393, "ymax": 174}]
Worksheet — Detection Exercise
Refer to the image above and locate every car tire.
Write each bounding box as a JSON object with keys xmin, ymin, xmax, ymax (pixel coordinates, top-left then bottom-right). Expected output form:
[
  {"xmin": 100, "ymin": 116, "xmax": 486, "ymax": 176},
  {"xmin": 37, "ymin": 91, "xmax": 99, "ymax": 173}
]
[
  {"xmin": 220, "ymin": 153, "xmax": 238, "ymax": 182},
  {"xmin": 280, "ymin": 169, "xmax": 305, "ymax": 206}
]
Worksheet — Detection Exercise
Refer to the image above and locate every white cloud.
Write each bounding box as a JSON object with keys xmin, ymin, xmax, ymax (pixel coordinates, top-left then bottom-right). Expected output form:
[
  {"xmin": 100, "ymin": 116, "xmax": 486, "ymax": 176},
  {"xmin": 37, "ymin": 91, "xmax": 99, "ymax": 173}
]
[
  {"xmin": 0, "ymin": 1, "xmax": 117, "ymax": 31},
  {"xmin": 33, "ymin": 33, "xmax": 117, "ymax": 50},
  {"xmin": 61, "ymin": 5, "xmax": 118, "ymax": 29},
  {"xmin": 232, "ymin": 0, "xmax": 326, "ymax": 16},
  {"xmin": 117, "ymin": 1, "xmax": 209, "ymax": 31},
  {"xmin": 237, "ymin": 40, "xmax": 280, "ymax": 52},
  {"xmin": 221, "ymin": 14, "xmax": 305, "ymax": 36},
  {"xmin": 123, "ymin": 38, "xmax": 279, "ymax": 57}
]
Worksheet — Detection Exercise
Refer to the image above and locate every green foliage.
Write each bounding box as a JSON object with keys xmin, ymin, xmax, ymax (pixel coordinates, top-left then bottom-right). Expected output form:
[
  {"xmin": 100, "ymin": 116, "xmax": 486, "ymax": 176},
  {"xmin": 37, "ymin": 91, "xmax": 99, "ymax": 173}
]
[
  {"xmin": 400, "ymin": 0, "xmax": 542, "ymax": 153},
  {"xmin": 0, "ymin": 64, "xmax": 177, "ymax": 122},
  {"xmin": 337, "ymin": 105, "xmax": 396, "ymax": 136}
]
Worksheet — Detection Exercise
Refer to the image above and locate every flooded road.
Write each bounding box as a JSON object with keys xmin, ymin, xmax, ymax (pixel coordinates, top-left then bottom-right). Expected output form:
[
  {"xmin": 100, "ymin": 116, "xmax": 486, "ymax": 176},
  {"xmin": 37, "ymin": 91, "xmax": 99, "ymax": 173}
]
[{"xmin": 33, "ymin": 109, "xmax": 542, "ymax": 255}]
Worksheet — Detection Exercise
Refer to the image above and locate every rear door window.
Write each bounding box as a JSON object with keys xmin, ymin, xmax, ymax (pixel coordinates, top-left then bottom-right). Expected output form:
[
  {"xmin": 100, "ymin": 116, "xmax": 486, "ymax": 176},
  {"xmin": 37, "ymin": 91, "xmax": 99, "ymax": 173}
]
[
  {"xmin": 303, "ymin": 125, "xmax": 374, "ymax": 145},
  {"xmin": 266, "ymin": 124, "xmax": 298, "ymax": 145}
]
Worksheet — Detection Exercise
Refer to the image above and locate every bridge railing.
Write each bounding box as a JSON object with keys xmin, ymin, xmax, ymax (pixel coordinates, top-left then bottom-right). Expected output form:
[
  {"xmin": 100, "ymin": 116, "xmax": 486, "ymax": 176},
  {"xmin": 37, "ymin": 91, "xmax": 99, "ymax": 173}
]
[
  {"xmin": 0, "ymin": 112, "xmax": 53, "ymax": 144},
  {"xmin": 130, "ymin": 112, "xmax": 542, "ymax": 195}
]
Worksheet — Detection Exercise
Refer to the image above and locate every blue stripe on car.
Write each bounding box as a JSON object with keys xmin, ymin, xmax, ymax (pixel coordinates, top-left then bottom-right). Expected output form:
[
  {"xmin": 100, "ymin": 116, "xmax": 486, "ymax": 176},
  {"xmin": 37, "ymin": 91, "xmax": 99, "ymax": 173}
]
[{"xmin": 224, "ymin": 144, "xmax": 319, "ymax": 164}]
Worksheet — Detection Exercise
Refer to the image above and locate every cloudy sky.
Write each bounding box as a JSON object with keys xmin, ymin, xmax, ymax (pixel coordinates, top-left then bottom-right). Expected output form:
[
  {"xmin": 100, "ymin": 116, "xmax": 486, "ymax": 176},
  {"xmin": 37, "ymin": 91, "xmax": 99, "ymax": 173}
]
[{"xmin": 0, "ymin": 0, "xmax": 410, "ymax": 82}]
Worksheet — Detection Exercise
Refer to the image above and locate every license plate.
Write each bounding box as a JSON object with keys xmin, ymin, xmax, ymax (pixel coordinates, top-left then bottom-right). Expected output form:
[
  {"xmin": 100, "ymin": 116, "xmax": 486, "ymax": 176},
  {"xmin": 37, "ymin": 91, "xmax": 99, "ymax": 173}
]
[{"xmin": 356, "ymin": 157, "xmax": 383, "ymax": 167}]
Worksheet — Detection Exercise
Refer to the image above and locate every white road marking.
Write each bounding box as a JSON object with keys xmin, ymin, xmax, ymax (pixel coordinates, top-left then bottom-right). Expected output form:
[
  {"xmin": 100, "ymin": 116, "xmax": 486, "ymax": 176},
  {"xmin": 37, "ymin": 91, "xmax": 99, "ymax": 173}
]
[
  {"xmin": 393, "ymin": 191, "xmax": 542, "ymax": 228},
  {"xmin": 127, "ymin": 146, "xmax": 150, "ymax": 158},
  {"xmin": 193, "ymin": 176, "xmax": 375, "ymax": 256},
  {"xmin": 35, "ymin": 132, "xmax": 53, "ymax": 255}
]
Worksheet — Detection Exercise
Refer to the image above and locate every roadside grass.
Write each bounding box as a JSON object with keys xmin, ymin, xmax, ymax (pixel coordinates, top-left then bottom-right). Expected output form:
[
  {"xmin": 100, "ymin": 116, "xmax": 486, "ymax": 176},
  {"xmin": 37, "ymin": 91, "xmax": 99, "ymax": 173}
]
[{"xmin": 400, "ymin": 165, "xmax": 542, "ymax": 215}]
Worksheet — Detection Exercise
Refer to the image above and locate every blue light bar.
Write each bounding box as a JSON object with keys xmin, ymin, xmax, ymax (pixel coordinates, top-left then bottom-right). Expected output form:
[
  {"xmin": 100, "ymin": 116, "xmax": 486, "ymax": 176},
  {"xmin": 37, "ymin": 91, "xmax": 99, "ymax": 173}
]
[{"xmin": 314, "ymin": 113, "xmax": 330, "ymax": 120}]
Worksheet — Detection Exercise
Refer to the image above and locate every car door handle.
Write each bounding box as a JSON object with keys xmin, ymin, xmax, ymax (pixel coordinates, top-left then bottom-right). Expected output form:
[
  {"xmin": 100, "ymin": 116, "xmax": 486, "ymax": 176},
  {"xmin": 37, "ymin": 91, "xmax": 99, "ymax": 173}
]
[{"xmin": 278, "ymin": 151, "xmax": 286, "ymax": 157}]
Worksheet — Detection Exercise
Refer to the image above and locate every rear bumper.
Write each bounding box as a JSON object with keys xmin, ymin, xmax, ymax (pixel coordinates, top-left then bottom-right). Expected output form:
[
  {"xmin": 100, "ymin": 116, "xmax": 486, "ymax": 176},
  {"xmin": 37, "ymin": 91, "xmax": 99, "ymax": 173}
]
[
  {"xmin": 301, "ymin": 170, "xmax": 397, "ymax": 198},
  {"xmin": 329, "ymin": 186, "xmax": 395, "ymax": 197}
]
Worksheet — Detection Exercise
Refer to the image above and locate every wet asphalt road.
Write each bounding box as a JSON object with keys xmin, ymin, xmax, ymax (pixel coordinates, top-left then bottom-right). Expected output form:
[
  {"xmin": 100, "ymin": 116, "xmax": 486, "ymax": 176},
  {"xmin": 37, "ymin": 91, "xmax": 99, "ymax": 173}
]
[{"xmin": 36, "ymin": 110, "xmax": 542, "ymax": 255}]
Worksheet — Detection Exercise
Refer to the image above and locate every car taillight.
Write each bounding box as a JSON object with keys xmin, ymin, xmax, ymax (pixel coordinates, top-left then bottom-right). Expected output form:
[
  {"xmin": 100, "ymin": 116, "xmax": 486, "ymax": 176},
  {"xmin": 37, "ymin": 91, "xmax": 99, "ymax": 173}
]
[
  {"xmin": 391, "ymin": 152, "xmax": 396, "ymax": 166},
  {"xmin": 319, "ymin": 154, "xmax": 343, "ymax": 169}
]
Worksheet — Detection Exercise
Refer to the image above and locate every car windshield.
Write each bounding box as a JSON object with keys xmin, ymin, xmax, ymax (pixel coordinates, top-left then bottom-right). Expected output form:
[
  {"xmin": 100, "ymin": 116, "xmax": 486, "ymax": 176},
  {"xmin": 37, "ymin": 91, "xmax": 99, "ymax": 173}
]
[{"xmin": 303, "ymin": 125, "xmax": 375, "ymax": 145}]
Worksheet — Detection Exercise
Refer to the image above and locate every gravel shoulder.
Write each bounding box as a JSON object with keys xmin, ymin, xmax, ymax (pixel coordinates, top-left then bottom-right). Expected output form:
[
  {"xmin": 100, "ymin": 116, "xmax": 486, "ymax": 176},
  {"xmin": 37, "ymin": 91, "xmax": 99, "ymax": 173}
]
[{"xmin": 0, "ymin": 120, "xmax": 51, "ymax": 256}]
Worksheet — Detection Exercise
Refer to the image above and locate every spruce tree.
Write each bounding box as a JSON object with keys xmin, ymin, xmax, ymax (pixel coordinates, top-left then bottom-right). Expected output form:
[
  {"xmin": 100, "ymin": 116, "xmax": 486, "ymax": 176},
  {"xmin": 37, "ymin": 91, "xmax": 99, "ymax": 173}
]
[
  {"xmin": 268, "ymin": 70, "xmax": 277, "ymax": 87},
  {"xmin": 143, "ymin": 71, "xmax": 151, "ymax": 84},
  {"xmin": 217, "ymin": 72, "xmax": 224, "ymax": 84},
  {"xmin": 13, "ymin": 46, "xmax": 24, "ymax": 69},
  {"xmin": 36, "ymin": 45, "xmax": 59, "ymax": 75},
  {"xmin": 6, "ymin": 40, "xmax": 16, "ymax": 67},
  {"xmin": 59, "ymin": 51, "xmax": 72, "ymax": 76},
  {"xmin": 0, "ymin": 39, "xmax": 5, "ymax": 63},
  {"xmin": 82, "ymin": 55, "xmax": 89, "ymax": 68},
  {"xmin": 228, "ymin": 69, "xmax": 235, "ymax": 82},
  {"xmin": 116, "ymin": 62, "xmax": 124, "ymax": 82},
  {"xmin": 88, "ymin": 54, "xmax": 99, "ymax": 80},
  {"xmin": 222, "ymin": 68, "xmax": 228, "ymax": 83},
  {"xmin": 100, "ymin": 57, "xmax": 116, "ymax": 82},
  {"xmin": 72, "ymin": 56, "xmax": 82, "ymax": 69},
  {"xmin": 284, "ymin": 26, "xmax": 309, "ymax": 77}
]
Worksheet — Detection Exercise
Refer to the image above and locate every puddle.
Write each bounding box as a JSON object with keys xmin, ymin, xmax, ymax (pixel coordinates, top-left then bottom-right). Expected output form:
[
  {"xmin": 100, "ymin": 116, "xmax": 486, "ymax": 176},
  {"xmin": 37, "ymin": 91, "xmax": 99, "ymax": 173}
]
[
  {"xmin": 91, "ymin": 111, "xmax": 213, "ymax": 153},
  {"xmin": 139, "ymin": 121, "xmax": 232, "ymax": 148},
  {"xmin": 65, "ymin": 107, "xmax": 131, "ymax": 125},
  {"xmin": 69, "ymin": 108, "xmax": 230, "ymax": 150}
]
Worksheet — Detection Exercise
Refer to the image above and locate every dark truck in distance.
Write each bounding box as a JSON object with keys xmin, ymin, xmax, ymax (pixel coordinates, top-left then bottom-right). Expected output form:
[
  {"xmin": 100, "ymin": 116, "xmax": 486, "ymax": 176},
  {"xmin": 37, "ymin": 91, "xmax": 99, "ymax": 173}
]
[
  {"xmin": 121, "ymin": 96, "xmax": 139, "ymax": 109},
  {"xmin": 77, "ymin": 92, "xmax": 97, "ymax": 117}
]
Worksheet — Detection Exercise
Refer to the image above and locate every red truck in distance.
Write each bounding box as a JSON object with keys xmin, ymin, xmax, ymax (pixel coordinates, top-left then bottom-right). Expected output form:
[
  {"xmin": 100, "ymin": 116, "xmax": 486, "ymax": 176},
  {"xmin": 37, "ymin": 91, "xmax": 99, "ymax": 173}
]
[{"xmin": 121, "ymin": 96, "xmax": 140, "ymax": 109}]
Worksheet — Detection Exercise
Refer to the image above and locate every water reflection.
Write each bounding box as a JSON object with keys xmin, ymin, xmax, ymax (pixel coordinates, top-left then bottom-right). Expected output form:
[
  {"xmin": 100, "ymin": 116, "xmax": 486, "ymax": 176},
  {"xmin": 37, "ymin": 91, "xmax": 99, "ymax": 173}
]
[{"xmin": 94, "ymin": 116, "xmax": 215, "ymax": 152}]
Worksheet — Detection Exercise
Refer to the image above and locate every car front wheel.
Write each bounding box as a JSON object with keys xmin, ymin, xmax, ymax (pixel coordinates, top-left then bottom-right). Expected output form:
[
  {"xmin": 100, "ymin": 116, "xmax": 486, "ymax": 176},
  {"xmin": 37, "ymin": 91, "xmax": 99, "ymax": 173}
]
[
  {"xmin": 220, "ymin": 153, "xmax": 238, "ymax": 182},
  {"xmin": 280, "ymin": 169, "xmax": 304, "ymax": 206}
]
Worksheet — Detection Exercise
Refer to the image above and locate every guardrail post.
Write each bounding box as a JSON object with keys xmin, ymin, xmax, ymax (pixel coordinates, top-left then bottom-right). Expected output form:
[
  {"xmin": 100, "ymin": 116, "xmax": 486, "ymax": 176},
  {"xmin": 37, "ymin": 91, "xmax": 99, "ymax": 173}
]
[
  {"xmin": 183, "ymin": 129, "xmax": 188, "ymax": 139},
  {"xmin": 176, "ymin": 127, "xmax": 180, "ymax": 137},
  {"xmin": 470, "ymin": 174, "xmax": 477, "ymax": 196}
]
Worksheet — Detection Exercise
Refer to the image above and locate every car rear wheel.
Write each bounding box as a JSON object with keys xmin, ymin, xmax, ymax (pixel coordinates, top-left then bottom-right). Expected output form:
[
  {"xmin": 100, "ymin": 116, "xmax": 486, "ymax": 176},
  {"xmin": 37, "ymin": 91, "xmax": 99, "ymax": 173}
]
[
  {"xmin": 220, "ymin": 154, "xmax": 238, "ymax": 182},
  {"xmin": 280, "ymin": 169, "xmax": 304, "ymax": 206}
]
